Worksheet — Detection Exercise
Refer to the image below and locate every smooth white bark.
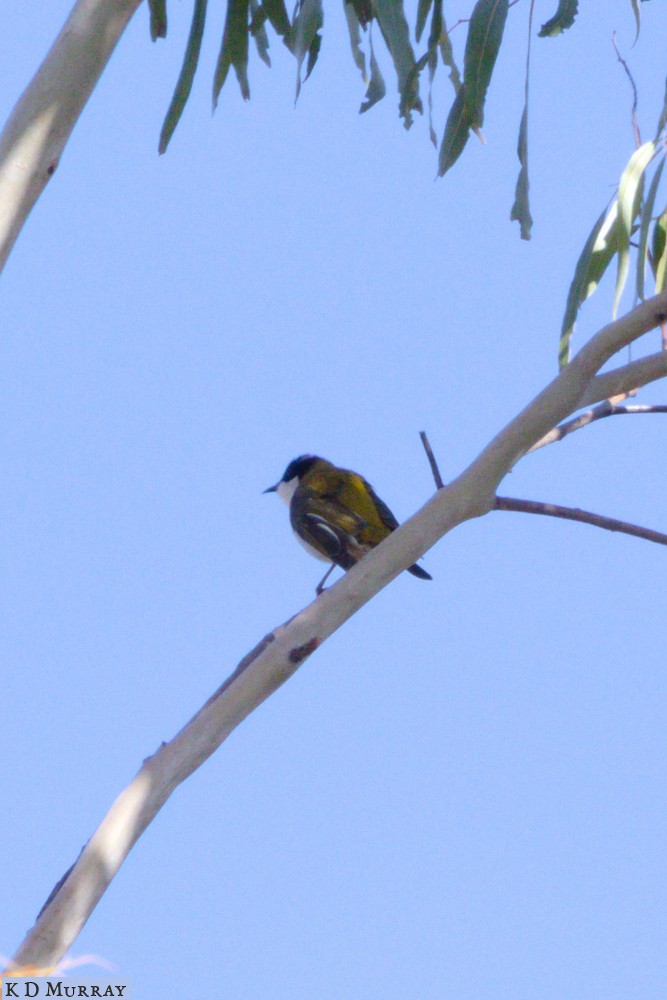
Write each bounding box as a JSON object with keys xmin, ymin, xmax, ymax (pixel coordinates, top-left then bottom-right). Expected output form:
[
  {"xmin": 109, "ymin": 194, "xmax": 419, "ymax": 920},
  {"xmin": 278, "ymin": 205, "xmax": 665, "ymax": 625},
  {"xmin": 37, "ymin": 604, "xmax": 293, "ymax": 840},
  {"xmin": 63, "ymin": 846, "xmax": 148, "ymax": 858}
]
[
  {"xmin": 9, "ymin": 291, "xmax": 667, "ymax": 974},
  {"xmin": 0, "ymin": 0, "xmax": 142, "ymax": 273}
]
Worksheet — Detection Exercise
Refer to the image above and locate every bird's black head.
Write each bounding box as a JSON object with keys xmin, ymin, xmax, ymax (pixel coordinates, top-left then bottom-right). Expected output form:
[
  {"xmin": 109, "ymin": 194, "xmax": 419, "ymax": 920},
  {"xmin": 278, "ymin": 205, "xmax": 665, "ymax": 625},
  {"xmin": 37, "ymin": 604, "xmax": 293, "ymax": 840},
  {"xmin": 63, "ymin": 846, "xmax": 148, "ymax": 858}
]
[
  {"xmin": 281, "ymin": 454, "xmax": 322, "ymax": 483},
  {"xmin": 264, "ymin": 454, "xmax": 323, "ymax": 495}
]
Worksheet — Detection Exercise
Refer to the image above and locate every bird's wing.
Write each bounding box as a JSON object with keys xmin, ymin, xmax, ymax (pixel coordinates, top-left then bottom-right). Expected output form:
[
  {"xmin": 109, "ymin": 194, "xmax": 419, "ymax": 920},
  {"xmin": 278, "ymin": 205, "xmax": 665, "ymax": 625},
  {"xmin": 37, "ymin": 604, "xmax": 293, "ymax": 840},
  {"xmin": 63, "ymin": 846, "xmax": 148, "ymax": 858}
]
[
  {"xmin": 362, "ymin": 479, "xmax": 400, "ymax": 531},
  {"xmin": 291, "ymin": 490, "xmax": 368, "ymax": 567}
]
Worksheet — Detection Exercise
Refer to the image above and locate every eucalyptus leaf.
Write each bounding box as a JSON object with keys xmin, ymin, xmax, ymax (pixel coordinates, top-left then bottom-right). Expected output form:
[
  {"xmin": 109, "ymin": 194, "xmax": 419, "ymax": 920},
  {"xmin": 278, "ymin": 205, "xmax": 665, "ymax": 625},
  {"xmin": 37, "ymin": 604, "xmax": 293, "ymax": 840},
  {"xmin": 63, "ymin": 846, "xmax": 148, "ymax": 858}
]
[
  {"xmin": 360, "ymin": 33, "xmax": 386, "ymax": 114},
  {"xmin": 293, "ymin": 0, "xmax": 323, "ymax": 102},
  {"xmin": 344, "ymin": 1, "xmax": 367, "ymax": 82},
  {"xmin": 348, "ymin": 0, "xmax": 372, "ymax": 28},
  {"xmin": 463, "ymin": 0, "xmax": 509, "ymax": 129},
  {"xmin": 654, "ymin": 77, "xmax": 667, "ymax": 140},
  {"xmin": 438, "ymin": 86, "xmax": 472, "ymax": 176},
  {"xmin": 374, "ymin": 0, "xmax": 422, "ymax": 127},
  {"xmin": 416, "ymin": 0, "xmax": 433, "ymax": 43},
  {"xmin": 148, "ymin": 0, "xmax": 167, "ymax": 41},
  {"xmin": 635, "ymin": 155, "xmax": 665, "ymax": 302},
  {"xmin": 213, "ymin": 0, "xmax": 250, "ymax": 107},
  {"xmin": 250, "ymin": 0, "xmax": 271, "ymax": 67},
  {"xmin": 652, "ymin": 209, "xmax": 667, "ymax": 293},
  {"xmin": 510, "ymin": 5, "xmax": 533, "ymax": 241},
  {"xmin": 613, "ymin": 140, "xmax": 655, "ymax": 317},
  {"xmin": 510, "ymin": 107, "xmax": 532, "ymax": 241},
  {"xmin": 439, "ymin": 20, "xmax": 462, "ymax": 94},
  {"xmin": 262, "ymin": 0, "xmax": 292, "ymax": 44},
  {"xmin": 158, "ymin": 0, "xmax": 208, "ymax": 154},
  {"xmin": 558, "ymin": 201, "xmax": 621, "ymax": 366},
  {"xmin": 538, "ymin": 0, "xmax": 579, "ymax": 37}
]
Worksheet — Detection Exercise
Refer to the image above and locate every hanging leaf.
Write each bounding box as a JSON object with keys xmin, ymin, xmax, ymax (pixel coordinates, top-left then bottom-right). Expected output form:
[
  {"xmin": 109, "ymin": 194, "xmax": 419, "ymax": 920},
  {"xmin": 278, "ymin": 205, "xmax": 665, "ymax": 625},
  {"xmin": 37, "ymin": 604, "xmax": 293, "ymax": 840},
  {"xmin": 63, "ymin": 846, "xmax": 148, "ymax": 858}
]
[
  {"xmin": 425, "ymin": 0, "xmax": 444, "ymax": 146},
  {"xmin": 538, "ymin": 0, "xmax": 579, "ymax": 37},
  {"xmin": 558, "ymin": 201, "xmax": 621, "ymax": 366},
  {"xmin": 360, "ymin": 31, "xmax": 386, "ymax": 114},
  {"xmin": 262, "ymin": 0, "xmax": 292, "ymax": 44},
  {"xmin": 374, "ymin": 0, "xmax": 422, "ymax": 127},
  {"xmin": 438, "ymin": 86, "xmax": 473, "ymax": 176},
  {"xmin": 510, "ymin": 107, "xmax": 532, "ymax": 240},
  {"xmin": 349, "ymin": 0, "xmax": 372, "ymax": 29},
  {"xmin": 612, "ymin": 140, "xmax": 655, "ymax": 317},
  {"xmin": 250, "ymin": 0, "xmax": 271, "ymax": 67},
  {"xmin": 305, "ymin": 32, "xmax": 322, "ymax": 81},
  {"xmin": 344, "ymin": 1, "xmax": 367, "ymax": 82},
  {"xmin": 416, "ymin": 0, "xmax": 434, "ymax": 43},
  {"xmin": 653, "ymin": 78, "xmax": 667, "ymax": 140},
  {"xmin": 629, "ymin": 0, "xmax": 640, "ymax": 42},
  {"xmin": 148, "ymin": 0, "xmax": 167, "ymax": 41},
  {"xmin": 439, "ymin": 20, "xmax": 462, "ymax": 94},
  {"xmin": 463, "ymin": 0, "xmax": 509, "ymax": 129},
  {"xmin": 510, "ymin": 3, "xmax": 533, "ymax": 241},
  {"xmin": 213, "ymin": 0, "xmax": 250, "ymax": 108},
  {"xmin": 158, "ymin": 0, "xmax": 208, "ymax": 154},
  {"xmin": 652, "ymin": 208, "xmax": 667, "ymax": 293},
  {"xmin": 293, "ymin": 0, "xmax": 323, "ymax": 102},
  {"xmin": 635, "ymin": 155, "xmax": 665, "ymax": 302}
]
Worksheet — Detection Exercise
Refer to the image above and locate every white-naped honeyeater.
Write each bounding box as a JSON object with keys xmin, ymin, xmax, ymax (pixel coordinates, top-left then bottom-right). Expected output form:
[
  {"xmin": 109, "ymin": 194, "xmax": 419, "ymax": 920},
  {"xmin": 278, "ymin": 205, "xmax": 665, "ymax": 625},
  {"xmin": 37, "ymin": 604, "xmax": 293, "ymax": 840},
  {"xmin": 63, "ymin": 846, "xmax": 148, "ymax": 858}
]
[{"xmin": 264, "ymin": 455, "xmax": 432, "ymax": 594}]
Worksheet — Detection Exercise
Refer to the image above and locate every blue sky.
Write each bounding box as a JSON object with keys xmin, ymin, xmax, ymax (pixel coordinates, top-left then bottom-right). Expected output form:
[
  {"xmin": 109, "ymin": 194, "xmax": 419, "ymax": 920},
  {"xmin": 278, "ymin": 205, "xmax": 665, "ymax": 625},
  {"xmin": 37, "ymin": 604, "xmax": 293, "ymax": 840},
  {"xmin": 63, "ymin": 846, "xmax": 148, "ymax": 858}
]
[{"xmin": 1, "ymin": 2, "xmax": 666, "ymax": 997}]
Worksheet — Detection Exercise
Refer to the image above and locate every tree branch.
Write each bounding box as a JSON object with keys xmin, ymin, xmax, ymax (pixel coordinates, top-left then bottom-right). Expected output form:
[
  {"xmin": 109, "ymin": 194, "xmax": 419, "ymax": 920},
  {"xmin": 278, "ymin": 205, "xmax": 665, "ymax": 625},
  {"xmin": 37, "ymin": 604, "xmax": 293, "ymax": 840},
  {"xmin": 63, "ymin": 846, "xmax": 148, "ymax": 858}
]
[
  {"xmin": 529, "ymin": 400, "xmax": 667, "ymax": 452},
  {"xmin": 9, "ymin": 295, "xmax": 667, "ymax": 974},
  {"xmin": 495, "ymin": 496, "xmax": 667, "ymax": 546},
  {"xmin": 0, "ymin": 0, "xmax": 142, "ymax": 273},
  {"xmin": 576, "ymin": 351, "xmax": 667, "ymax": 407}
]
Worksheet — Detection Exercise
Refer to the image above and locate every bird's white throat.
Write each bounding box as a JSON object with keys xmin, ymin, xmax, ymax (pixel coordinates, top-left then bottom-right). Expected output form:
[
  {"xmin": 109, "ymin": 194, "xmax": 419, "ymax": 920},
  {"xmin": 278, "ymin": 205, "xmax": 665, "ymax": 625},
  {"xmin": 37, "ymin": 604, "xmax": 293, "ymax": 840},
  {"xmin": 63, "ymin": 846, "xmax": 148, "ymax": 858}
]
[{"xmin": 276, "ymin": 476, "xmax": 299, "ymax": 507}]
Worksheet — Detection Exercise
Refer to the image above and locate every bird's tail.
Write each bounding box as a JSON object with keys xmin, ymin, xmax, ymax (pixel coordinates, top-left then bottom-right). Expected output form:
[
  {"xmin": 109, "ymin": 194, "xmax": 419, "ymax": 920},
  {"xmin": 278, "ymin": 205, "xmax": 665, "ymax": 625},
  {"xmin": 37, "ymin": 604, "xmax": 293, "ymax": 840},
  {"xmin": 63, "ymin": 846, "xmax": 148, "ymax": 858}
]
[{"xmin": 407, "ymin": 563, "xmax": 432, "ymax": 581}]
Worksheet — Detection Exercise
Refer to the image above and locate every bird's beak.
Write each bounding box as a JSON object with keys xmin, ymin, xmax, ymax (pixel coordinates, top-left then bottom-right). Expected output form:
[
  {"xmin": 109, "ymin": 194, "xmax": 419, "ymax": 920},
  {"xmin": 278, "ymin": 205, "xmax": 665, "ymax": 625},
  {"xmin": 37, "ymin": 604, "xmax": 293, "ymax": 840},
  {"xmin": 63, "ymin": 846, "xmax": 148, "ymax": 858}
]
[{"xmin": 263, "ymin": 483, "xmax": 278, "ymax": 494}]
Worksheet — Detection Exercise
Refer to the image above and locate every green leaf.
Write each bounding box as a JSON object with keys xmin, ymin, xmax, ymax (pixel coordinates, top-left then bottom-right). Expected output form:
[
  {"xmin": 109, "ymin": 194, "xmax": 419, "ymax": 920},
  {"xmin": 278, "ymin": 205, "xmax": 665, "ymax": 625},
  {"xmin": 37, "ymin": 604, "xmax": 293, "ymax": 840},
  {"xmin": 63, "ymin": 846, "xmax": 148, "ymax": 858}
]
[
  {"xmin": 510, "ymin": 107, "xmax": 533, "ymax": 240},
  {"xmin": 213, "ymin": 0, "xmax": 250, "ymax": 108},
  {"xmin": 612, "ymin": 140, "xmax": 655, "ymax": 317},
  {"xmin": 305, "ymin": 31, "xmax": 322, "ymax": 81},
  {"xmin": 158, "ymin": 0, "xmax": 208, "ymax": 154},
  {"xmin": 439, "ymin": 20, "xmax": 462, "ymax": 94},
  {"xmin": 463, "ymin": 0, "xmax": 509, "ymax": 129},
  {"xmin": 629, "ymin": 0, "xmax": 640, "ymax": 42},
  {"xmin": 148, "ymin": 0, "xmax": 167, "ymax": 41},
  {"xmin": 262, "ymin": 0, "xmax": 292, "ymax": 42},
  {"xmin": 426, "ymin": 0, "xmax": 443, "ymax": 146},
  {"xmin": 348, "ymin": 0, "xmax": 372, "ymax": 29},
  {"xmin": 652, "ymin": 208, "xmax": 667, "ymax": 293},
  {"xmin": 438, "ymin": 86, "xmax": 473, "ymax": 176},
  {"xmin": 374, "ymin": 0, "xmax": 422, "ymax": 128},
  {"xmin": 538, "ymin": 0, "xmax": 579, "ymax": 37},
  {"xmin": 359, "ymin": 32, "xmax": 386, "ymax": 114},
  {"xmin": 250, "ymin": 0, "xmax": 271, "ymax": 67},
  {"xmin": 293, "ymin": 0, "xmax": 323, "ymax": 102},
  {"xmin": 344, "ymin": 1, "xmax": 367, "ymax": 82},
  {"xmin": 416, "ymin": 0, "xmax": 433, "ymax": 43},
  {"xmin": 558, "ymin": 201, "xmax": 622, "ymax": 366},
  {"xmin": 654, "ymin": 77, "xmax": 667, "ymax": 140},
  {"xmin": 635, "ymin": 155, "xmax": 665, "ymax": 302},
  {"xmin": 510, "ymin": 4, "xmax": 533, "ymax": 241}
]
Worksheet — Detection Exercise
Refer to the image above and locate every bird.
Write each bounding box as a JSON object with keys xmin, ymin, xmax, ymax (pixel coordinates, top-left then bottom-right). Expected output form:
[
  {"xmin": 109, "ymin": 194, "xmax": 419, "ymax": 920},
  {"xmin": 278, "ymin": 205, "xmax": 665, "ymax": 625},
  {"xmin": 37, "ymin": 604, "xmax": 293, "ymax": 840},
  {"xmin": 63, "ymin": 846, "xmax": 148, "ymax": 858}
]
[{"xmin": 264, "ymin": 455, "xmax": 432, "ymax": 594}]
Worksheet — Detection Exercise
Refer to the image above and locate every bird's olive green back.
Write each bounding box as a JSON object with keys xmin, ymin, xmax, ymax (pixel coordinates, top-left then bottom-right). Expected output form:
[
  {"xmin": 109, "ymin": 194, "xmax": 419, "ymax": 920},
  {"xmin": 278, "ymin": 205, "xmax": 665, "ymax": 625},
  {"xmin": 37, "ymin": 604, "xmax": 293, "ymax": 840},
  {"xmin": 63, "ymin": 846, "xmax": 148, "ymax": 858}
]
[{"xmin": 300, "ymin": 462, "xmax": 399, "ymax": 546}]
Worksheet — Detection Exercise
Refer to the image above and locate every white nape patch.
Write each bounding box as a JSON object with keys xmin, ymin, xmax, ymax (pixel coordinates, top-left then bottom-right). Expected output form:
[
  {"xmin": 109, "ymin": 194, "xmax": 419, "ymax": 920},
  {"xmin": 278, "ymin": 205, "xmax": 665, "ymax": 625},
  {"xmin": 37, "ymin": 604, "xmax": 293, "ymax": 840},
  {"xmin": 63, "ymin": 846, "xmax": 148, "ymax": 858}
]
[
  {"xmin": 293, "ymin": 530, "xmax": 330, "ymax": 562},
  {"xmin": 276, "ymin": 477, "xmax": 298, "ymax": 507}
]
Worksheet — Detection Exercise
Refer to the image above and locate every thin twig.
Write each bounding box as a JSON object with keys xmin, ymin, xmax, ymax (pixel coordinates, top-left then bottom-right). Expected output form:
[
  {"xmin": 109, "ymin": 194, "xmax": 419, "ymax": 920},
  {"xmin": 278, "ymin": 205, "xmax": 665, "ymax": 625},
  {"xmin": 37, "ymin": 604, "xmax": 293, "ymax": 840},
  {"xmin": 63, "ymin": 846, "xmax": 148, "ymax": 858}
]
[
  {"xmin": 495, "ymin": 496, "xmax": 667, "ymax": 546},
  {"xmin": 419, "ymin": 431, "xmax": 445, "ymax": 488},
  {"xmin": 612, "ymin": 31, "xmax": 641, "ymax": 148},
  {"xmin": 530, "ymin": 401, "xmax": 667, "ymax": 452}
]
